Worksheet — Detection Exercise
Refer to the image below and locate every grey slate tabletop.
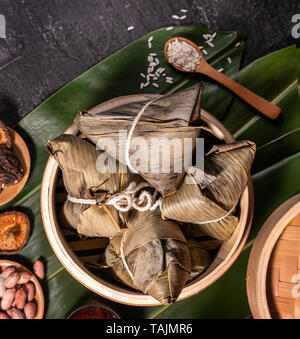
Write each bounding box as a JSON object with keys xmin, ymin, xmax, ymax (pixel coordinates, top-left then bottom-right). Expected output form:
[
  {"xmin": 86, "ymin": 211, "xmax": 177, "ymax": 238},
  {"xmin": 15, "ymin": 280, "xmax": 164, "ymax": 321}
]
[{"xmin": 0, "ymin": 0, "xmax": 298, "ymax": 125}]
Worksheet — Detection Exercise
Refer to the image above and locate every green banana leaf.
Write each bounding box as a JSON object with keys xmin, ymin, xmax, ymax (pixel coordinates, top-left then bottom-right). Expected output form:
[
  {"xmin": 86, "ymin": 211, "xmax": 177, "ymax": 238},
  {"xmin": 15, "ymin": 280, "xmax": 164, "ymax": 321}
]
[
  {"xmin": 0, "ymin": 24, "xmax": 298, "ymax": 319},
  {"xmin": 144, "ymin": 44, "xmax": 300, "ymax": 320}
]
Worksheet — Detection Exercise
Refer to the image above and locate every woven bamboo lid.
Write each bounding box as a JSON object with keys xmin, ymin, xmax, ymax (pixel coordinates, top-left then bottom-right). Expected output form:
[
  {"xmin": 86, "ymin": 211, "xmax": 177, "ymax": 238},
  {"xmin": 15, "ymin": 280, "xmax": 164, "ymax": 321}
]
[{"xmin": 247, "ymin": 194, "xmax": 300, "ymax": 319}]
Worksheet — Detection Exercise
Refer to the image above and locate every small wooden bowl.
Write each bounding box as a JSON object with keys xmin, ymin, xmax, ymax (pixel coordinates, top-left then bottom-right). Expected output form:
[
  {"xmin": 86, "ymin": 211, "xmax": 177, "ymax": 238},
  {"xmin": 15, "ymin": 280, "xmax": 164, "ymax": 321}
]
[
  {"xmin": 0, "ymin": 128, "xmax": 31, "ymax": 206},
  {"xmin": 247, "ymin": 194, "xmax": 300, "ymax": 319},
  {"xmin": 41, "ymin": 94, "xmax": 254, "ymax": 306},
  {"xmin": 66, "ymin": 302, "xmax": 120, "ymax": 319},
  {"xmin": 0, "ymin": 260, "xmax": 44, "ymax": 319}
]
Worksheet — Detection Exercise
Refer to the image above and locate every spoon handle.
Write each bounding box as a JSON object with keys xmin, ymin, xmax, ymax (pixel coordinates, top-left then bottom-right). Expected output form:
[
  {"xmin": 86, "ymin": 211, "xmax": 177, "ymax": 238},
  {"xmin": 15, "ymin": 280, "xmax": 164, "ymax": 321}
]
[{"xmin": 199, "ymin": 62, "xmax": 281, "ymax": 120}]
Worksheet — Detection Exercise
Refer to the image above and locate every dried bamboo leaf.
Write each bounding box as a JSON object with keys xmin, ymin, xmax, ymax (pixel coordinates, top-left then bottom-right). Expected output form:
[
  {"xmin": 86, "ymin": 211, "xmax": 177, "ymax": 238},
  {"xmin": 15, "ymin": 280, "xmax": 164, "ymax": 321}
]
[
  {"xmin": 161, "ymin": 140, "xmax": 256, "ymax": 241},
  {"xmin": 74, "ymin": 85, "xmax": 203, "ymax": 195},
  {"xmin": 187, "ymin": 238, "xmax": 213, "ymax": 281},
  {"xmin": 47, "ymin": 134, "xmax": 137, "ymax": 237},
  {"xmin": 102, "ymin": 210, "xmax": 191, "ymax": 304}
]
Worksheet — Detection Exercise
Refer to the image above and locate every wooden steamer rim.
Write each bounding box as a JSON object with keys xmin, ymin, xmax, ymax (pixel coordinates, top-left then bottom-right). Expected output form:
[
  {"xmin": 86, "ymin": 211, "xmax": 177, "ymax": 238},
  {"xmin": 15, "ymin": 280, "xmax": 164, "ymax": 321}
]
[
  {"xmin": 41, "ymin": 94, "xmax": 254, "ymax": 306},
  {"xmin": 247, "ymin": 194, "xmax": 300, "ymax": 319}
]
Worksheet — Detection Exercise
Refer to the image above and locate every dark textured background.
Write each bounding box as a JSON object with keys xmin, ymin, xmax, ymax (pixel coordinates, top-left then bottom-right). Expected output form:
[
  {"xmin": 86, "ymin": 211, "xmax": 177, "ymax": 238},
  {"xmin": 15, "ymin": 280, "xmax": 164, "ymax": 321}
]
[{"xmin": 0, "ymin": 0, "xmax": 298, "ymax": 125}]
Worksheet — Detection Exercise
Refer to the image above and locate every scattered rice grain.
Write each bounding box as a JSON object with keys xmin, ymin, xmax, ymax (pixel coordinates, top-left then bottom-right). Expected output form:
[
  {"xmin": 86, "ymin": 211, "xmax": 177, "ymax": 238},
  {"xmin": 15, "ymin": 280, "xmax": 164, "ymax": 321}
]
[
  {"xmin": 227, "ymin": 57, "xmax": 232, "ymax": 64},
  {"xmin": 127, "ymin": 26, "xmax": 134, "ymax": 31},
  {"xmin": 166, "ymin": 26, "xmax": 174, "ymax": 31}
]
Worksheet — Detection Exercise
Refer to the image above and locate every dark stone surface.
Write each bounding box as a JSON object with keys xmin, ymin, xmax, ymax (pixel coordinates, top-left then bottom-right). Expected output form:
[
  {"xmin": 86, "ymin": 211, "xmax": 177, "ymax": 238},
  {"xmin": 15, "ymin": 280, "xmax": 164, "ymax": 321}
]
[{"xmin": 0, "ymin": 0, "xmax": 298, "ymax": 125}]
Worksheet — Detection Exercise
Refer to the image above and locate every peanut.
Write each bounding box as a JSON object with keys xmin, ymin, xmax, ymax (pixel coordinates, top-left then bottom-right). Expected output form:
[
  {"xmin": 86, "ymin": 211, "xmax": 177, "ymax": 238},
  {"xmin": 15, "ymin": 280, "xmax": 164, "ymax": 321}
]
[
  {"xmin": 33, "ymin": 260, "xmax": 45, "ymax": 280},
  {"xmin": 15, "ymin": 287, "xmax": 27, "ymax": 310},
  {"xmin": 0, "ymin": 311, "xmax": 10, "ymax": 319},
  {"xmin": 6, "ymin": 308, "xmax": 13, "ymax": 317},
  {"xmin": 0, "ymin": 276, "xmax": 6, "ymax": 298},
  {"xmin": 18, "ymin": 271, "xmax": 32, "ymax": 285},
  {"xmin": 10, "ymin": 308, "xmax": 25, "ymax": 319},
  {"xmin": 24, "ymin": 282, "xmax": 35, "ymax": 302},
  {"xmin": 5, "ymin": 272, "xmax": 20, "ymax": 289},
  {"xmin": 24, "ymin": 302, "xmax": 37, "ymax": 319},
  {"xmin": 1, "ymin": 288, "xmax": 16, "ymax": 310},
  {"xmin": 1, "ymin": 266, "xmax": 16, "ymax": 279}
]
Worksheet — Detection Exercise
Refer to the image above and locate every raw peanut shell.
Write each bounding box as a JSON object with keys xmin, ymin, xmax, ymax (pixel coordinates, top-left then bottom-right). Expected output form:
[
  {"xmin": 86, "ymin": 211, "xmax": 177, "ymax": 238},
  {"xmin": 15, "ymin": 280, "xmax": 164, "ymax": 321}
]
[
  {"xmin": 24, "ymin": 282, "xmax": 35, "ymax": 302},
  {"xmin": 33, "ymin": 260, "xmax": 45, "ymax": 280},
  {"xmin": 1, "ymin": 266, "xmax": 15, "ymax": 279},
  {"xmin": 0, "ymin": 276, "xmax": 6, "ymax": 298},
  {"xmin": 0, "ymin": 311, "xmax": 10, "ymax": 319},
  {"xmin": 15, "ymin": 287, "xmax": 27, "ymax": 309},
  {"xmin": 10, "ymin": 308, "xmax": 25, "ymax": 319},
  {"xmin": 1, "ymin": 288, "xmax": 16, "ymax": 310},
  {"xmin": 18, "ymin": 271, "xmax": 32, "ymax": 285},
  {"xmin": 24, "ymin": 302, "xmax": 37, "ymax": 319},
  {"xmin": 5, "ymin": 272, "xmax": 19, "ymax": 288}
]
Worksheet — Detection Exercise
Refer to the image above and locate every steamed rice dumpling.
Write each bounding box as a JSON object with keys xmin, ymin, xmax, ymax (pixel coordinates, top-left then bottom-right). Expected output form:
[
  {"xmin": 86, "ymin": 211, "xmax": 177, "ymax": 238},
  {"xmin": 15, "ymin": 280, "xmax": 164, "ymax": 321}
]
[
  {"xmin": 97, "ymin": 235, "xmax": 138, "ymax": 291},
  {"xmin": 46, "ymin": 134, "xmax": 138, "ymax": 238},
  {"xmin": 101, "ymin": 210, "xmax": 191, "ymax": 304},
  {"xmin": 187, "ymin": 238, "xmax": 213, "ymax": 281},
  {"xmin": 74, "ymin": 84, "xmax": 203, "ymax": 196},
  {"xmin": 161, "ymin": 140, "xmax": 256, "ymax": 241}
]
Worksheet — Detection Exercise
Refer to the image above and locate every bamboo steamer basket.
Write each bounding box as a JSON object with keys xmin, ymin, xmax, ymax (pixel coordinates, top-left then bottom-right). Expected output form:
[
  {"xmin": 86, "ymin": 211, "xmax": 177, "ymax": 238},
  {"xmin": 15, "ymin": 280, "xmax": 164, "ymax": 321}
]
[
  {"xmin": 247, "ymin": 194, "xmax": 300, "ymax": 319},
  {"xmin": 41, "ymin": 94, "xmax": 254, "ymax": 306}
]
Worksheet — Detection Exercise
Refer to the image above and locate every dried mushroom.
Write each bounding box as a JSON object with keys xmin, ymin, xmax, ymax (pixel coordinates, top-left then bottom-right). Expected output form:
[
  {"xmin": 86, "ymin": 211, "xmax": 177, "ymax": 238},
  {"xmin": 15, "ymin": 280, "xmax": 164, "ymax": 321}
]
[
  {"xmin": 0, "ymin": 211, "xmax": 30, "ymax": 254},
  {"xmin": 0, "ymin": 121, "xmax": 12, "ymax": 149},
  {"xmin": 0, "ymin": 121, "xmax": 24, "ymax": 192}
]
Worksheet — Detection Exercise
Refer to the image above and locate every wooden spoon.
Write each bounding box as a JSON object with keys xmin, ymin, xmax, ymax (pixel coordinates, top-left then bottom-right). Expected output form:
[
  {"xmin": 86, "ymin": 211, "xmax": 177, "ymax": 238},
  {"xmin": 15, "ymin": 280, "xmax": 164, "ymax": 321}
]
[{"xmin": 164, "ymin": 37, "xmax": 281, "ymax": 120}]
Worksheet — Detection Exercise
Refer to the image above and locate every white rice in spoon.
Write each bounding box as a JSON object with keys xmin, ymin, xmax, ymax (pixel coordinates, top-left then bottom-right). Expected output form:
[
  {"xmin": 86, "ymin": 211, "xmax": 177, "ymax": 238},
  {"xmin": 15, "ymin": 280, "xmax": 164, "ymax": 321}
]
[{"xmin": 167, "ymin": 39, "xmax": 201, "ymax": 72}]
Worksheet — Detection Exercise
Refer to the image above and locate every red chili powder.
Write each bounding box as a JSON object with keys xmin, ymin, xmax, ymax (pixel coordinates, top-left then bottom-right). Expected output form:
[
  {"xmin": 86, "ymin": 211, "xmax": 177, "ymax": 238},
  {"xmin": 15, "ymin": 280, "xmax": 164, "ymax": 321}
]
[{"xmin": 71, "ymin": 306, "xmax": 116, "ymax": 319}]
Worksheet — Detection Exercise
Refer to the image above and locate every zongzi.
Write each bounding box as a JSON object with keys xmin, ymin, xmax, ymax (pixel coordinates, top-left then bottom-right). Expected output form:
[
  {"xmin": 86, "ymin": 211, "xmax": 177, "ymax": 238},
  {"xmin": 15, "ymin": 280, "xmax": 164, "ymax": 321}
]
[
  {"xmin": 161, "ymin": 140, "xmax": 256, "ymax": 241},
  {"xmin": 100, "ymin": 210, "xmax": 191, "ymax": 305},
  {"xmin": 74, "ymin": 84, "xmax": 203, "ymax": 196},
  {"xmin": 46, "ymin": 134, "xmax": 139, "ymax": 238}
]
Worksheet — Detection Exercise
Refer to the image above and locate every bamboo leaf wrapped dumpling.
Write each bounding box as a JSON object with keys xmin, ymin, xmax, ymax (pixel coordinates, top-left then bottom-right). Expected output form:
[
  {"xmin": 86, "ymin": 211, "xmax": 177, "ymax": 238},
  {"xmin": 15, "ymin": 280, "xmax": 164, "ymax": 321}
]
[
  {"xmin": 46, "ymin": 134, "xmax": 137, "ymax": 238},
  {"xmin": 161, "ymin": 140, "xmax": 256, "ymax": 241},
  {"xmin": 74, "ymin": 84, "xmax": 203, "ymax": 196},
  {"xmin": 102, "ymin": 210, "xmax": 191, "ymax": 305},
  {"xmin": 187, "ymin": 238, "xmax": 213, "ymax": 281}
]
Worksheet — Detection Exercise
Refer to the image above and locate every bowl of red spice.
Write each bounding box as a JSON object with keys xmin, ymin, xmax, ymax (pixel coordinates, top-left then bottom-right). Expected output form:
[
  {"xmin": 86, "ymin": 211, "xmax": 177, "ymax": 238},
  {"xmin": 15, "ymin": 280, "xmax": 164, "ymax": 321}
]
[{"xmin": 66, "ymin": 302, "xmax": 120, "ymax": 319}]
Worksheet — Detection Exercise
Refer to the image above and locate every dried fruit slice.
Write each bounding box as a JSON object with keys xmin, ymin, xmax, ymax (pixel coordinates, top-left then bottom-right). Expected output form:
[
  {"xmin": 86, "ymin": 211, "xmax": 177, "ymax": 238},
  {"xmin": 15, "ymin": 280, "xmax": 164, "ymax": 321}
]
[{"xmin": 0, "ymin": 211, "xmax": 30, "ymax": 255}]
